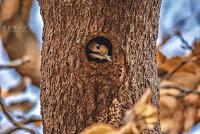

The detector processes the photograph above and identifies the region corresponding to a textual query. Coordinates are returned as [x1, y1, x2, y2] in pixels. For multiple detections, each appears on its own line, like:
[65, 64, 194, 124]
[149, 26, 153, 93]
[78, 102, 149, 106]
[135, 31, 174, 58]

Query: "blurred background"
[0, 0, 200, 133]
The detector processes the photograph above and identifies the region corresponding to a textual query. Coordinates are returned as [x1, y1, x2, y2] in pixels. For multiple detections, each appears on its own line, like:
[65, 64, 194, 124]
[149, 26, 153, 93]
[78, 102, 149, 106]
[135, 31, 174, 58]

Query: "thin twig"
[0, 56, 30, 69]
[160, 59, 187, 81]
[0, 87, 36, 134]
[160, 56, 200, 81]
[175, 31, 192, 50]
[160, 84, 200, 98]
[157, 34, 172, 48]
[2, 116, 42, 134]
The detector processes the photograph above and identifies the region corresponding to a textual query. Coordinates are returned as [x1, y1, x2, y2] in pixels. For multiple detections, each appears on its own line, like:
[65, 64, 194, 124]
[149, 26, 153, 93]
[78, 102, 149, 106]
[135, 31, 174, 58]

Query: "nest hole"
[85, 36, 112, 63]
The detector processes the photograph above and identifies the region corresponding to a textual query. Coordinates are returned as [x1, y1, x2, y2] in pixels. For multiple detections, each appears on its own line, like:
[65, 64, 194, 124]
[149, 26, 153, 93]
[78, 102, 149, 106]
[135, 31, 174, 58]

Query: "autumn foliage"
[0, 0, 42, 133]
[80, 41, 200, 134]
[158, 40, 200, 133]
[0, 0, 200, 134]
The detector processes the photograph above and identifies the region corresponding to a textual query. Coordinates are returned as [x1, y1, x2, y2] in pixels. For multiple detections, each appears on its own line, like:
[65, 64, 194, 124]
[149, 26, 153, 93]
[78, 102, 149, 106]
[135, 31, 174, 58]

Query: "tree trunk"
[40, 0, 161, 134]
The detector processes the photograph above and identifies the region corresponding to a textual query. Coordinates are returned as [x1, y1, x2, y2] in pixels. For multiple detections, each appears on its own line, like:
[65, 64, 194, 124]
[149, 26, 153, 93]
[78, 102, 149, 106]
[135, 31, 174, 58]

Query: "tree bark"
[40, 0, 161, 134]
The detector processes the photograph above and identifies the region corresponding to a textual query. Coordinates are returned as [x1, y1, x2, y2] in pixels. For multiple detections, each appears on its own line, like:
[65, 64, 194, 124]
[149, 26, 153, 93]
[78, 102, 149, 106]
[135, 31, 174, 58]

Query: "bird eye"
[85, 36, 112, 63]
[96, 45, 100, 49]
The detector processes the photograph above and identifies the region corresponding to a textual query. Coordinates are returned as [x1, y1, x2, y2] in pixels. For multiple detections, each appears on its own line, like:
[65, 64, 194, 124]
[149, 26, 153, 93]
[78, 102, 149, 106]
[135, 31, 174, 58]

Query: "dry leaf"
[80, 123, 119, 134]
[3, 77, 31, 97]
[0, 0, 20, 22]
[156, 50, 166, 66]
[8, 100, 35, 113]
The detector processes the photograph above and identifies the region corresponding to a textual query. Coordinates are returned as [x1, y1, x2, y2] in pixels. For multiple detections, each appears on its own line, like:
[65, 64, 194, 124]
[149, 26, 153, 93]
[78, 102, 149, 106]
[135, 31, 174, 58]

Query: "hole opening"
[85, 36, 112, 63]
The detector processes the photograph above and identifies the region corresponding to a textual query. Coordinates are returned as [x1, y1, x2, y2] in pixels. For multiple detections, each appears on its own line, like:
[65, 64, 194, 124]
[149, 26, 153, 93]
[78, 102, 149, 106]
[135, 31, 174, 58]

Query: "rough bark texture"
[40, 0, 161, 134]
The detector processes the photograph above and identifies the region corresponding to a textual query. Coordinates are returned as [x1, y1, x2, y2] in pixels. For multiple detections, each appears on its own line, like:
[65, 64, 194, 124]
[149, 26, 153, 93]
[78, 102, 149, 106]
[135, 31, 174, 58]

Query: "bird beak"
[104, 54, 112, 62]
[89, 53, 112, 62]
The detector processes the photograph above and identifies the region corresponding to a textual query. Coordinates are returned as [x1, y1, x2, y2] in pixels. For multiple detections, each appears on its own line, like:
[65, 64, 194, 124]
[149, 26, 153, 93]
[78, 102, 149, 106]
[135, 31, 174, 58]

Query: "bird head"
[87, 42, 111, 62]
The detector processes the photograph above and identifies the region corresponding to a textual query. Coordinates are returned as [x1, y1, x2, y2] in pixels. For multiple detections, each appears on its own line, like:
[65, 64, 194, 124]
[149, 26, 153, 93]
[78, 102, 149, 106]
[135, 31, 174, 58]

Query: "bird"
[87, 41, 112, 62]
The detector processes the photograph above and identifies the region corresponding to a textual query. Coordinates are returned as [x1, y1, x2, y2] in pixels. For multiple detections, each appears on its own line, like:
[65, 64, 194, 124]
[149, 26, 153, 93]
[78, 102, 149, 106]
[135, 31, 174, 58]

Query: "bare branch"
[160, 83, 200, 98]
[160, 59, 187, 81]
[2, 116, 42, 134]
[0, 87, 36, 134]
[3, 77, 31, 97]
[175, 30, 192, 50]
[0, 56, 30, 69]
[160, 56, 200, 81]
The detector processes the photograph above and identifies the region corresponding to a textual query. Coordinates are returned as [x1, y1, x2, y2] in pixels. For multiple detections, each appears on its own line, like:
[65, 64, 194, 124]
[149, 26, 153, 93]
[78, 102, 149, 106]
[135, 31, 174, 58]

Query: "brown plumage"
[87, 42, 111, 61]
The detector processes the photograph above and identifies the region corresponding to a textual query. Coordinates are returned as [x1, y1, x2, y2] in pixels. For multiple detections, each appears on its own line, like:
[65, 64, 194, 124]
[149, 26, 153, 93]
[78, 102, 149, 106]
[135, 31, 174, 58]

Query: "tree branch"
[0, 87, 36, 134]
[2, 116, 42, 134]
[160, 56, 200, 81]
[160, 83, 200, 98]
[175, 30, 192, 50]
[0, 56, 30, 69]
